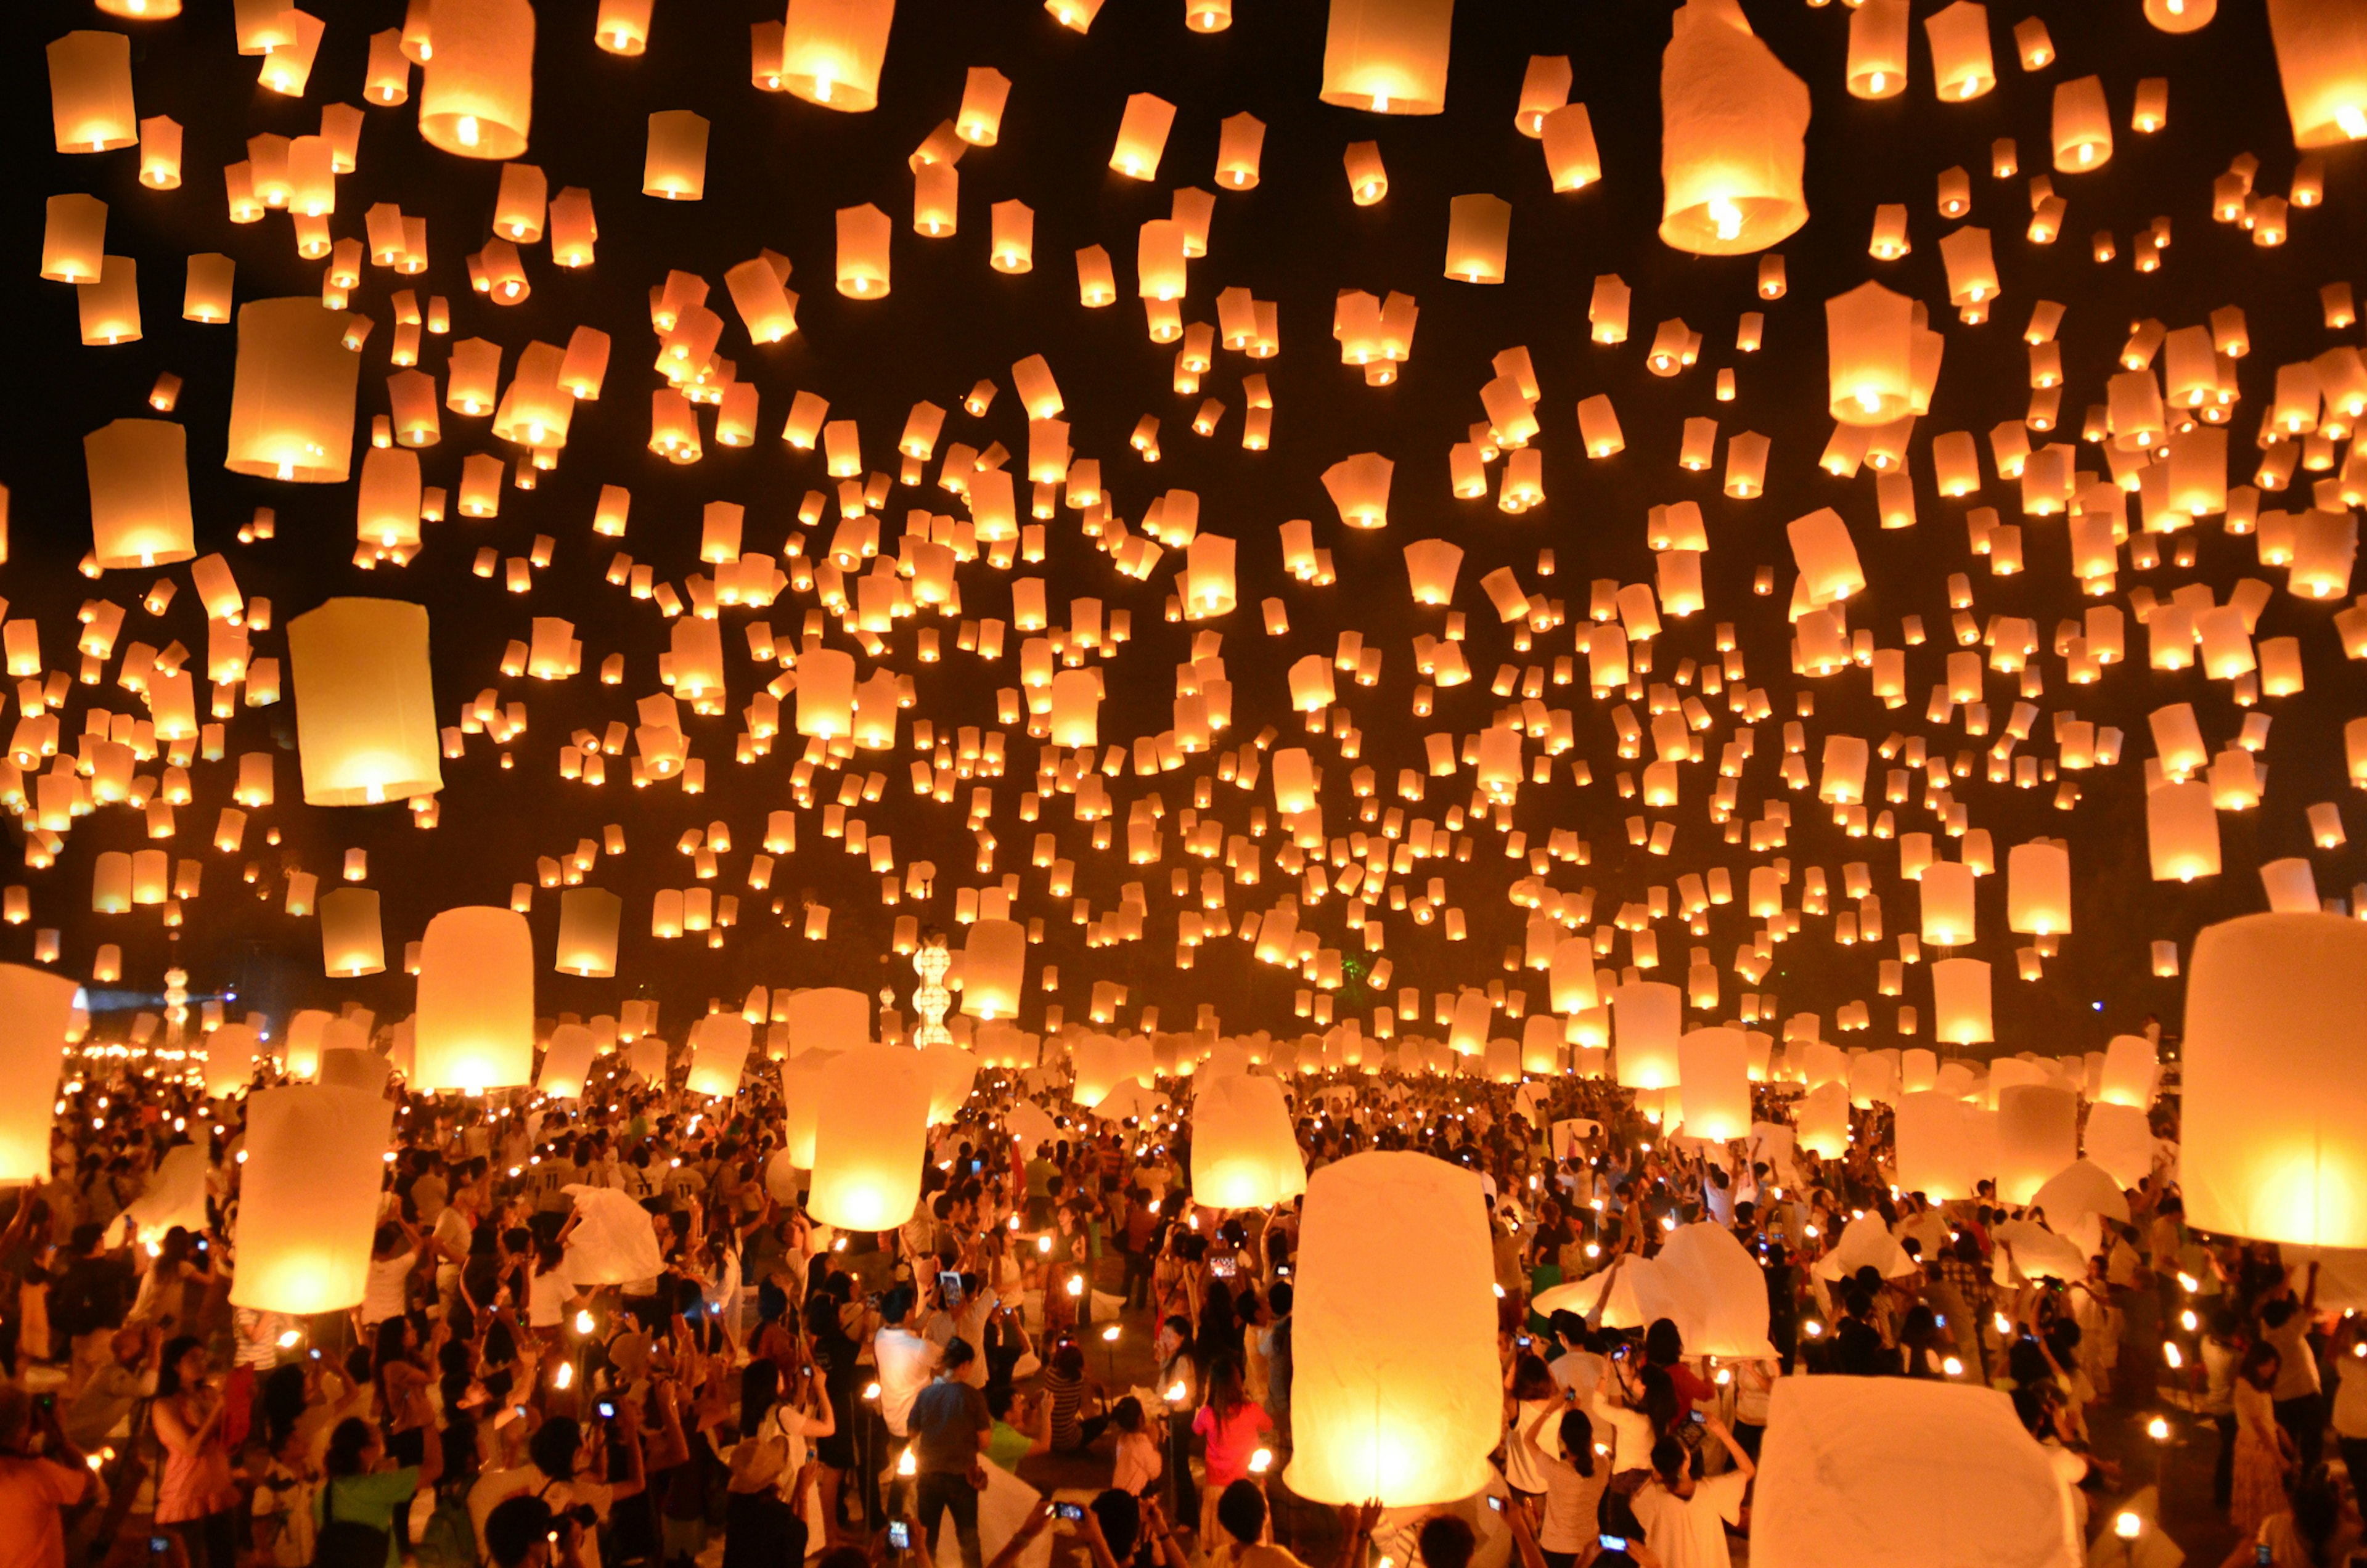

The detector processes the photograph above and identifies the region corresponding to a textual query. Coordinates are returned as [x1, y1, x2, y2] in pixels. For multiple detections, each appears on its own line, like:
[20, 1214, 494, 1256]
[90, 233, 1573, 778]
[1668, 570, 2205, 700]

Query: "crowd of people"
[0, 1048, 2353, 1568]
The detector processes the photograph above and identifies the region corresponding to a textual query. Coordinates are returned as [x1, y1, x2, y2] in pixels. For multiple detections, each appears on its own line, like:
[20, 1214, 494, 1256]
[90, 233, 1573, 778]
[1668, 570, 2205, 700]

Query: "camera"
[1209, 1255, 1237, 1281]
[1484, 1497, 1505, 1514]
[597, 1401, 617, 1420]
[1054, 1503, 1088, 1524]
[1515, 1335, 1531, 1349]
[887, 1522, 912, 1551]
[1598, 1537, 1627, 1553]
[939, 1271, 963, 1307]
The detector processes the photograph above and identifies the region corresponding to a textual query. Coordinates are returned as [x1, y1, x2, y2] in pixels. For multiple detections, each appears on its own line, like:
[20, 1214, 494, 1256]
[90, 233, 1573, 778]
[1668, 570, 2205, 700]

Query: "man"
[51, 1223, 136, 1398]
[906, 1339, 991, 1568]
[0, 1383, 97, 1568]
[1543, 1310, 1604, 1406]
[66, 1322, 158, 1454]
[1632, 1420, 1754, 1568]
[873, 1288, 942, 1445]
[482, 1494, 588, 1568]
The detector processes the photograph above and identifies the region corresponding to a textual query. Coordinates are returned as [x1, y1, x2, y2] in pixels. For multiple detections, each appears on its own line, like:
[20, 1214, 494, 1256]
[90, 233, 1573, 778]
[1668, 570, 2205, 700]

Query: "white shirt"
[1549, 1350, 1606, 1406]
[361, 1249, 416, 1326]
[873, 1326, 942, 1437]
[2333, 1349, 2367, 1438]
[1632, 1470, 1748, 1568]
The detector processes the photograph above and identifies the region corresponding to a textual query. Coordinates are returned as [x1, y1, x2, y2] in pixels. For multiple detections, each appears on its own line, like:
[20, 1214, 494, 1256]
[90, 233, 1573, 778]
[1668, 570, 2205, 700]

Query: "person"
[1631, 1416, 1753, 1568]
[361, 1223, 420, 1331]
[469, 1414, 632, 1568]
[2263, 1280, 2324, 1476]
[0, 1384, 96, 1568]
[1109, 1397, 1162, 1498]
[873, 1286, 942, 1448]
[2330, 1320, 2367, 1498]
[51, 1223, 134, 1398]
[724, 1362, 820, 1568]
[66, 1321, 157, 1454]
[2233, 1340, 2296, 1538]
[152, 1334, 242, 1568]
[315, 1402, 444, 1568]
[1503, 1352, 1562, 1503]
[1204, 1480, 1376, 1568]
[482, 1494, 589, 1568]
[1189, 1358, 1272, 1545]
[2204, 1306, 2245, 1512]
[1520, 1399, 1606, 1568]
[1545, 1312, 1606, 1407]
[1041, 1341, 1108, 1453]
[2217, 1463, 2358, 1568]
[250, 1421, 319, 1568]
[1261, 1281, 1293, 1443]
[907, 1338, 992, 1568]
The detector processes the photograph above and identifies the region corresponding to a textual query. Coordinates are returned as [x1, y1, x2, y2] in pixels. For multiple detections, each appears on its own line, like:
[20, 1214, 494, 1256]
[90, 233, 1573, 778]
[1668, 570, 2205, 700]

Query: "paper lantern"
[1895, 1090, 1979, 1199]
[2146, 780, 2220, 881]
[1109, 92, 1175, 179]
[203, 1024, 260, 1098]
[777, 1048, 840, 1167]
[1659, 0, 1810, 254]
[2097, 1036, 2157, 1108]
[84, 419, 195, 571]
[1924, 1, 1995, 99]
[1846, 0, 1909, 97]
[1918, 862, 1976, 947]
[419, 0, 534, 158]
[319, 887, 385, 978]
[2005, 841, 2069, 934]
[41, 194, 105, 284]
[0, 966, 76, 1181]
[288, 598, 443, 805]
[1613, 979, 1682, 1088]
[1047, 668, 1100, 747]
[807, 1043, 931, 1230]
[229, 1085, 395, 1314]
[414, 906, 533, 1093]
[1930, 958, 1992, 1045]
[1216, 111, 1264, 187]
[78, 255, 139, 345]
[1825, 282, 1920, 426]
[1285, 1151, 1498, 1506]
[49, 31, 136, 152]
[2186, 913, 2367, 1246]
[1444, 195, 1510, 283]
[2144, 0, 2213, 30]
[1795, 1079, 1850, 1158]
[836, 203, 891, 296]
[2052, 76, 2113, 170]
[962, 918, 1024, 1019]
[555, 887, 621, 977]
[1995, 1084, 2077, 1204]
[686, 1015, 753, 1097]
[780, 0, 893, 110]
[959, 66, 1010, 144]
[1191, 1072, 1306, 1208]
[1322, 452, 1394, 528]
[538, 1023, 596, 1096]
[1657, 1223, 1775, 1357]
[1319, 0, 1453, 115]
[642, 110, 708, 199]
[2270, 0, 2367, 146]
[283, 1012, 330, 1080]
[1753, 1380, 2082, 1568]
[225, 299, 360, 482]
[1677, 1027, 1750, 1141]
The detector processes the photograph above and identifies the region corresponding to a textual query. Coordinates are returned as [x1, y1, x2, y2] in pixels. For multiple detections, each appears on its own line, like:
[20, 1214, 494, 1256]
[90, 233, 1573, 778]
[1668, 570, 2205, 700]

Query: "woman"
[152, 1336, 244, 1568]
[133, 1227, 216, 1339]
[372, 1314, 437, 1472]
[2220, 1463, 2359, 1568]
[1520, 1399, 1606, 1568]
[2234, 1339, 2297, 1538]
[1188, 1355, 1272, 1545]
[1502, 1352, 1562, 1504]
[1042, 1341, 1108, 1453]
[1640, 1319, 1715, 1425]
[1109, 1397, 1162, 1498]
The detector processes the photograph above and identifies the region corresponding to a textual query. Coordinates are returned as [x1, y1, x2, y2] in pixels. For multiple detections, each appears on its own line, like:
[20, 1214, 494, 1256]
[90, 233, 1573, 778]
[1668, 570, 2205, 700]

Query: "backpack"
[311, 1477, 392, 1568]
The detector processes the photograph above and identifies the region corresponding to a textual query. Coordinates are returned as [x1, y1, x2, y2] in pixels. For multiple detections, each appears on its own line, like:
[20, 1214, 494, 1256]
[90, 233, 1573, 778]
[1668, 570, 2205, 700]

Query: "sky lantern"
[808, 1043, 932, 1230]
[2269, 0, 2367, 145]
[1192, 1072, 1307, 1208]
[1286, 1151, 1499, 1505]
[1319, 0, 1453, 115]
[962, 918, 1025, 1019]
[780, 0, 894, 111]
[1995, 1084, 2077, 1203]
[0, 966, 77, 1182]
[1678, 1027, 1750, 1140]
[538, 1023, 597, 1097]
[1923, 1, 1995, 100]
[318, 887, 385, 978]
[85, 419, 195, 570]
[686, 1015, 753, 1097]
[48, 31, 137, 152]
[288, 598, 443, 806]
[1825, 282, 1918, 425]
[1613, 979, 1682, 1088]
[1930, 958, 1992, 1046]
[419, 0, 535, 158]
[229, 1085, 395, 1313]
[225, 300, 359, 483]
[2186, 913, 2367, 1246]
[555, 887, 621, 976]
[1659, 0, 1810, 255]
[414, 906, 534, 1092]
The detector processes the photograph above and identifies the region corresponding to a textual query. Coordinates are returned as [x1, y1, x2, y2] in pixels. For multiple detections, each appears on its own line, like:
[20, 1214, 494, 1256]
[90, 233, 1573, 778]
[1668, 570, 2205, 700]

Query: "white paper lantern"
[1192, 1072, 1307, 1208]
[229, 1084, 396, 1313]
[413, 906, 534, 1092]
[0, 966, 78, 1182]
[538, 1022, 596, 1097]
[1995, 1084, 2078, 1204]
[1677, 1027, 1751, 1141]
[685, 1014, 753, 1098]
[807, 1043, 932, 1231]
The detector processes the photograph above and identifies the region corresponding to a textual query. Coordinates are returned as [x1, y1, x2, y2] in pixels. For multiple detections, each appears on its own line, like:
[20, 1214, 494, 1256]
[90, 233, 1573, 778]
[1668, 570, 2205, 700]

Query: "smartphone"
[887, 1522, 912, 1551]
[1598, 1537, 1627, 1553]
[1516, 1335, 1532, 1349]
[1209, 1255, 1237, 1280]
[2257, 1546, 2273, 1567]
[149, 1538, 170, 1557]
[1054, 1503, 1089, 1524]
[1485, 1496, 1506, 1514]
[309, 1349, 322, 1360]
[597, 1401, 617, 1420]
[970, 1159, 985, 1175]
[939, 1271, 964, 1307]
[1688, 1408, 1707, 1425]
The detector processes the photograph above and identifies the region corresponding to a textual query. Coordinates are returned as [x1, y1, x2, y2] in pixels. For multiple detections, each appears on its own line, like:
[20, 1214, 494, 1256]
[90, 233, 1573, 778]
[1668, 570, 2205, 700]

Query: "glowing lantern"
[781, 0, 893, 110]
[2185, 913, 2367, 1246]
[1846, 0, 1909, 98]
[642, 110, 708, 199]
[288, 598, 443, 805]
[538, 1024, 595, 1098]
[319, 887, 385, 978]
[48, 31, 136, 152]
[1895, 1090, 1979, 1199]
[0, 966, 75, 1180]
[1319, 0, 1453, 115]
[1678, 1027, 1750, 1141]
[2006, 841, 2069, 934]
[2146, 780, 2220, 881]
[1322, 453, 1393, 528]
[962, 918, 1024, 1019]
[836, 203, 891, 296]
[203, 1024, 260, 1098]
[1795, 1080, 1850, 1159]
[2097, 1036, 2157, 1108]
[1192, 1072, 1307, 1207]
[808, 1043, 932, 1230]
[2051, 76, 2113, 171]
[1788, 506, 1865, 603]
[1539, 103, 1601, 190]
[555, 888, 621, 977]
[1285, 1151, 1498, 1505]
[796, 647, 856, 737]
[1995, 1085, 2076, 1204]
[420, 0, 534, 158]
[225, 299, 360, 483]
[228, 1085, 395, 1313]
[1110, 93, 1176, 179]
[959, 67, 1010, 144]
[1444, 195, 1510, 283]
[1659, 0, 1810, 255]
[413, 907, 532, 1093]
[1826, 282, 1918, 425]
[41, 194, 105, 283]
[1929, 958, 1992, 1045]
[686, 1015, 753, 1098]
[1613, 979, 1682, 1089]
[85, 419, 195, 571]
[1924, 1, 1996, 100]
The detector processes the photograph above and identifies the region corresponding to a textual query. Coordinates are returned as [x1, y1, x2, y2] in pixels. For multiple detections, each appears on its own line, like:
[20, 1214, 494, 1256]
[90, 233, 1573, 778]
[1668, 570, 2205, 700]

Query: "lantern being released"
[1659, 0, 1810, 255]
[1192, 1072, 1308, 1208]
[229, 1085, 396, 1314]
[413, 907, 534, 1093]
[1285, 1151, 1501, 1506]
[2185, 913, 2367, 1247]
[807, 1044, 932, 1230]
[0, 966, 78, 1183]
[287, 598, 443, 806]
[1319, 0, 1453, 115]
